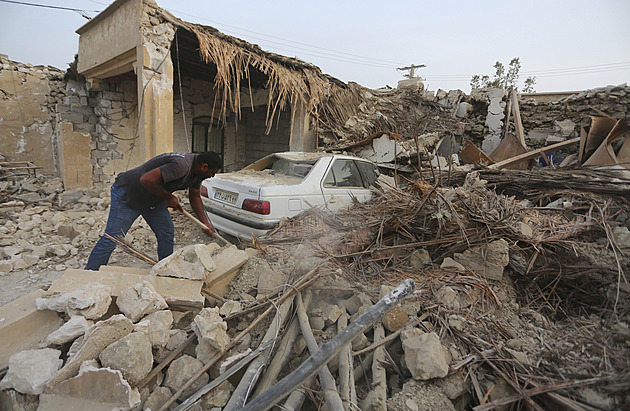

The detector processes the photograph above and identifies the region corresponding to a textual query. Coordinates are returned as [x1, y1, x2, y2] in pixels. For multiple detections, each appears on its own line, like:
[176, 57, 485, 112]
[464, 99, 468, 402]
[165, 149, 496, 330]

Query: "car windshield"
[263, 158, 314, 179]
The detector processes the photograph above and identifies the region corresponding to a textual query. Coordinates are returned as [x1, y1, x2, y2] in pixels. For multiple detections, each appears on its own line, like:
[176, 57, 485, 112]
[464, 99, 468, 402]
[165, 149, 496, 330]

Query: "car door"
[320, 158, 374, 211]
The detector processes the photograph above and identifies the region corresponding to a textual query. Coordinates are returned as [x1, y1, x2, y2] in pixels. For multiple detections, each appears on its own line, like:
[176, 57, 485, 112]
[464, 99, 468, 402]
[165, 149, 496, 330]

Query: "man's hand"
[202, 222, 216, 236]
[165, 194, 183, 212]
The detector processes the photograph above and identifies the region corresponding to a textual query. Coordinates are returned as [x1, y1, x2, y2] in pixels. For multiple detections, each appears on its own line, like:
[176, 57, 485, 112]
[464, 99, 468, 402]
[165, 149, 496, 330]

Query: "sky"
[0, 0, 629, 93]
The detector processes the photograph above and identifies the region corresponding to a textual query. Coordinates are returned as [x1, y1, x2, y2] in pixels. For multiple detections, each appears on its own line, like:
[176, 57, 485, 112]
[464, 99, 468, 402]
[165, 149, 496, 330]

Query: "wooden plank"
[459, 140, 494, 166]
[489, 133, 530, 170]
[46, 269, 204, 310]
[488, 137, 580, 170]
[0, 290, 64, 369]
[511, 92, 526, 147]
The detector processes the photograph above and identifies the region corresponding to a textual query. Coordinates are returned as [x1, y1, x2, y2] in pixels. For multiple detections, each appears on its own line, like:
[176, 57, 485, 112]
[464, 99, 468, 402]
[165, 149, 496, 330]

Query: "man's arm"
[139, 168, 182, 211]
[189, 186, 215, 235]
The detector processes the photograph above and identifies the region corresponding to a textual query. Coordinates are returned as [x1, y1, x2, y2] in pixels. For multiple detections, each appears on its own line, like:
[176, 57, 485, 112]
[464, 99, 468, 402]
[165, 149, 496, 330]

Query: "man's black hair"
[195, 151, 222, 169]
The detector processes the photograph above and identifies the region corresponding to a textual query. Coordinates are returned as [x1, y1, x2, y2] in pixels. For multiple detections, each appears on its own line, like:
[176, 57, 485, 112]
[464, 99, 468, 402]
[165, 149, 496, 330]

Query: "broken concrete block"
[150, 244, 216, 280]
[191, 307, 229, 351]
[142, 310, 173, 348]
[201, 380, 234, 409]
[435, 286, 460, 311]
[44, 315, 92, 346]
[205, 245, 249, 286]
[219, 300, 242, 317]
[143, 386, 172, 411]
[453, 239, 509, 280]
[99, 332, 153, 386]
[46, 268, 204, 310]
[156, 329, 188, 362]
[352, 333, 369, 351]
[0, 348, 63, 395]
[322, 304, 343, 327]
[344, 292, 372, 316]
[38, 366, 141, 410]
[410, 248, 431, 268]
[116, 280, 168, 322]
[196, 338, 220, 364]
[402, 330, 450, 380]
[441, 257, 466, 271]
[36, 282, 112, 320]
[0, 389, 39, 411]
[0, 289, 64, 370]
[48, 314, 134, 387]
[164, 355, 209, 398]
[515, 222, 533, 239]
[256, 266, 285, 298]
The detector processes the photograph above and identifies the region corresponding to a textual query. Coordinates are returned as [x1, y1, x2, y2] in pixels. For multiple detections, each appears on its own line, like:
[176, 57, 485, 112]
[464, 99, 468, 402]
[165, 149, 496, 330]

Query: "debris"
[38, 366, 141, 410]
[35, 282, 112, 320]
[0, 290, 63, 370]
[45, 268, 205, 310]
[98, 332, 153, 386]
[47, 314, 134, 387]
[0, 348, 62, 395]
[150, 244, 216, 280]
[44, 315, 92, 346]
[116, 280, 168, 322]
[401, 330, 450, 380]
[163, 355, 209, 399]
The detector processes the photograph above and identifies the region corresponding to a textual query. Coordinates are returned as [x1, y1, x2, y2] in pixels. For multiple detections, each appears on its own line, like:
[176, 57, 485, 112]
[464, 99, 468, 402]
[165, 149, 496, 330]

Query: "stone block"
[48, 314, 134, 387]
[453, 239, 509, 280]
[116, 280, 168, 322]
[44, 315, 92, 346]
[204, 245, 249, 287]
[0, 389, 39, 411]
[164, 355, 209, 398]
[0, 348, 62, 394]
[99, 332, 153, 386]
[38, 366, 141, 410]
[36, 282, 112, 320]
[0, 290, 64, 370]
[191, 307, 229, 351]
[141, 310, 173, 348]
[409, 248, 431, 268]
[150, 244, 217, 280]
[143, 386, 172, 411]
[45, 268, 204, 310]
[402, 330, 449, 380]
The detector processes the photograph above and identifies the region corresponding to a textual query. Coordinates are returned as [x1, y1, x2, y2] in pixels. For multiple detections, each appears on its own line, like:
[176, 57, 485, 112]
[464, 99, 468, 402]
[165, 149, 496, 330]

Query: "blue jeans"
[85, 182, 174, 270]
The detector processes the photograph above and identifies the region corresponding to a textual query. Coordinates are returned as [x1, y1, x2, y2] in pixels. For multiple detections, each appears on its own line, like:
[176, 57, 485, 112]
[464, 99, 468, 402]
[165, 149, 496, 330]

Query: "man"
[85, 151, 222, 271]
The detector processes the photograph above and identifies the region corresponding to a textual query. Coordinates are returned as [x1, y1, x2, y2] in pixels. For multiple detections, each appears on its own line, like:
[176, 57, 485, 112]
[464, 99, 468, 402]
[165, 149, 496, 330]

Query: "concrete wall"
[0, 55, 66, 175]
[76, 0, 141, 78]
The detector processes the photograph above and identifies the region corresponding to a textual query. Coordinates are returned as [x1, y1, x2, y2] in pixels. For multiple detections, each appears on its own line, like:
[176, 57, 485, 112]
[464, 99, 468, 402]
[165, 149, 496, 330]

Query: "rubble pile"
[1, 163, 630, 409]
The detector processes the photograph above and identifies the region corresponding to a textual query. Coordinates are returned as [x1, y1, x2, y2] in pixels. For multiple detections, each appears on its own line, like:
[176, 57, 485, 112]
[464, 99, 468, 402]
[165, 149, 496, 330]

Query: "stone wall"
[0, 55, 66, 174]
[457, 84, 630, 152]
[57, 78, 139, 187]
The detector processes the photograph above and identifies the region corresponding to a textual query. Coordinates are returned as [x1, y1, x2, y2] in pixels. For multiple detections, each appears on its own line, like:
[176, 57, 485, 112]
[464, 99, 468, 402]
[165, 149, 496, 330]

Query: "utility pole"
[397, 64, 426, 78]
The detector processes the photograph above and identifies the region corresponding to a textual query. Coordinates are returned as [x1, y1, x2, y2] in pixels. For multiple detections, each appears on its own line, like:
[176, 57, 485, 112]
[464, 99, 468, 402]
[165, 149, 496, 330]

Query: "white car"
[200, 152, 381, 240]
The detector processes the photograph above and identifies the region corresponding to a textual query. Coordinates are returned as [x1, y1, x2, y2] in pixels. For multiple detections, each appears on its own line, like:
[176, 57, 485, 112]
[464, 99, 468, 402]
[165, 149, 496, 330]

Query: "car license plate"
[214, 189, 238, 204]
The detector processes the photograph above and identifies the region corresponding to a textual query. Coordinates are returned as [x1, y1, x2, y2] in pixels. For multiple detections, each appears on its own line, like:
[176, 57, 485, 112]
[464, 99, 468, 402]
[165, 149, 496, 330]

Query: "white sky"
[1, 0, 629, 93]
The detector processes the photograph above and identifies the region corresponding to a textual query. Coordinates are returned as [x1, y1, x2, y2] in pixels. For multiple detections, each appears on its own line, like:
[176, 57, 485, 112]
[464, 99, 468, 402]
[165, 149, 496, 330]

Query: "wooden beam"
[488, 137, 580, 170]
[511, 91, 526, 148]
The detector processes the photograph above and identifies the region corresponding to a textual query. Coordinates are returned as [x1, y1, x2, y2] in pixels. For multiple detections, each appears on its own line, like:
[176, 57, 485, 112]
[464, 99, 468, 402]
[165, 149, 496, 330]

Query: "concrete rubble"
[1, 82, 629, 410]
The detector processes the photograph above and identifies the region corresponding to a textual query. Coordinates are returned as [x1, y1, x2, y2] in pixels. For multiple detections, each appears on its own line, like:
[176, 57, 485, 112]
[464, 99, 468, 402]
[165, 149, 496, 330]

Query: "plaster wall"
[0, 56, 65, 175]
